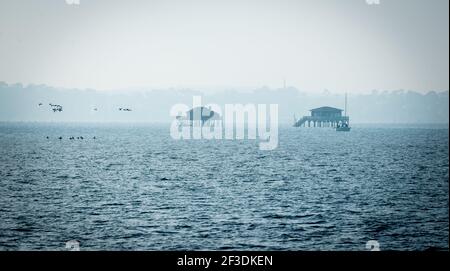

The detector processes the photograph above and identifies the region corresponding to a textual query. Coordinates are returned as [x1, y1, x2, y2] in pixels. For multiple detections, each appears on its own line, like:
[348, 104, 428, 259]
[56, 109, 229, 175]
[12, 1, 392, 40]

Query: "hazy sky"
[0, 0, 448, 92]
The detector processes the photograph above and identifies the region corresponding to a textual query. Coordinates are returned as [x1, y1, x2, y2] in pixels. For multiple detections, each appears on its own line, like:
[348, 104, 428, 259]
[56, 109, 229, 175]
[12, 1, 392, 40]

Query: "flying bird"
[50, 104, 63, 112]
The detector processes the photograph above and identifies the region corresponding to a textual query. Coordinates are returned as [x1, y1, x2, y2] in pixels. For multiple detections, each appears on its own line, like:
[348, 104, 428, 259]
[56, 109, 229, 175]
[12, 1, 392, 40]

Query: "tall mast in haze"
[344, 92, 348, 117]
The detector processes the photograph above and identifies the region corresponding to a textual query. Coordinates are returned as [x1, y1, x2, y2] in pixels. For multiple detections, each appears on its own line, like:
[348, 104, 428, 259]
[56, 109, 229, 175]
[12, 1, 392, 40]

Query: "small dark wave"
[237, 243, 268, 249]
[11, 228, 34, 232]
[56, 175, 69, 179]
[218, 245, 238, 250]
[105, 163, 124, 169]
[368, 223, 390, 233]
[102, 202, 125, 207]
[246, 223, 257, 230]
[174, 224, 192, 229]
[153, 230, 178, 235]
[123, 233, 146, 239]
[262, 213, 315, 220]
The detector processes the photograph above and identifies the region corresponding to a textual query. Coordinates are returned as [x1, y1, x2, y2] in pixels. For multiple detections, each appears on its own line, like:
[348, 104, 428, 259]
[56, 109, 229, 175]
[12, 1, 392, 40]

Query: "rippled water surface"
[0, 123, 448, 250]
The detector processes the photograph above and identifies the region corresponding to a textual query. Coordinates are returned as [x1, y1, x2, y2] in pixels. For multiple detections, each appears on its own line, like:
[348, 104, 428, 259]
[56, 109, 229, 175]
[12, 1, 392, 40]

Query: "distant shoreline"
[0, 121, 448, 129]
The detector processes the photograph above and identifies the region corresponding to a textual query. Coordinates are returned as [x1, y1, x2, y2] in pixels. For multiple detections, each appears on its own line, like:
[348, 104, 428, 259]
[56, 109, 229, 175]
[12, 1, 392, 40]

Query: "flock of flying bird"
[39, 102, 132, 140]
[46, 136, 96, 140]
[38, 102, 132, 113]
[38, 103, 63, 112]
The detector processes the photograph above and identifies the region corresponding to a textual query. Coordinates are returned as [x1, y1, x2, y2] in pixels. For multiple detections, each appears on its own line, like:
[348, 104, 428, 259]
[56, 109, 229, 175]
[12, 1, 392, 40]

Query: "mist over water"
[0, 83, 448, 124]
[0, 123, 447, 250]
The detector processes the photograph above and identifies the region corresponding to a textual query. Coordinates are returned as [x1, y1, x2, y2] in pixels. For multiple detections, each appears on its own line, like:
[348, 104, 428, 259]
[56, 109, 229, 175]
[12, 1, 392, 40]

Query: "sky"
[0, 0, 448, 93]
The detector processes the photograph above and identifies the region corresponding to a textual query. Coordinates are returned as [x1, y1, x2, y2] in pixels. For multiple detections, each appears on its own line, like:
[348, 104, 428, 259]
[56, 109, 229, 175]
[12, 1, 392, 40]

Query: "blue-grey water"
[0, 123, 448, 251]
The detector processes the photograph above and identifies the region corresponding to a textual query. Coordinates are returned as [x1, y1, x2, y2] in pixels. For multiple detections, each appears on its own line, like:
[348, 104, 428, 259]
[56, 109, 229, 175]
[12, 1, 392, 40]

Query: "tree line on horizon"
[0, 82, 448, 124]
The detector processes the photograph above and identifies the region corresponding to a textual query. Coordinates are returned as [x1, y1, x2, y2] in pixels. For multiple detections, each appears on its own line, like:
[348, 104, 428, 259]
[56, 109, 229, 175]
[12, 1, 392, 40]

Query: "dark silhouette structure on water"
[294, 106, 349, 128]
[176, 106, 221, 126]
[294, 93, 351, 130]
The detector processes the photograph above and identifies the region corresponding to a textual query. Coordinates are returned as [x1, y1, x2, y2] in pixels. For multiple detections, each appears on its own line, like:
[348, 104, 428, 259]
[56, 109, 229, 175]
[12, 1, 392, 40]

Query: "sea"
[0, 122, 448, 251]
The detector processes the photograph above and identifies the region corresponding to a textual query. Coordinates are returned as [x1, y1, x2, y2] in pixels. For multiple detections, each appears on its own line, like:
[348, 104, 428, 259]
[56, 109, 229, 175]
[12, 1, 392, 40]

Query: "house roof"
[310, 106, 343, 112]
